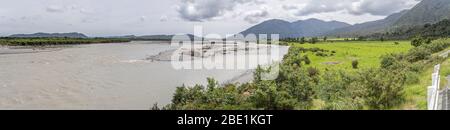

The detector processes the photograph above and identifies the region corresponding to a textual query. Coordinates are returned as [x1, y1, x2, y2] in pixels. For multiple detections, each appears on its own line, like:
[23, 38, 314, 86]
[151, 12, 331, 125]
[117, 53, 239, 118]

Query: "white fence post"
[428, 64, 441, 110]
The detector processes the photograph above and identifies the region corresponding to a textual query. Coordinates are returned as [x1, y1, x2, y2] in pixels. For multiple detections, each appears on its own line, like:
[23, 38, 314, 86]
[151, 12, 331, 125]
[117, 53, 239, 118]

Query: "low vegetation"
[161, 38, 449, 110]
[289, 40, 413, 70]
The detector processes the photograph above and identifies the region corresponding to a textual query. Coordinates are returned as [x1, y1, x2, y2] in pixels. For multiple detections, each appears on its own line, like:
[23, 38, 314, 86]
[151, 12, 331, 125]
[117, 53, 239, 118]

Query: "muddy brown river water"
[0, 41, 288, 109]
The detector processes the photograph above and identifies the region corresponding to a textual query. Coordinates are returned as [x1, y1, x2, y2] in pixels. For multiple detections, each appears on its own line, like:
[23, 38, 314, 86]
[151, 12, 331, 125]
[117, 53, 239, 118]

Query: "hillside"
[394, 0, 450, 27]
[329, 0, 450, 37]
[327, 10, 408, 37]
[240, 19, 350, 38]
[367, 19, 450, 39]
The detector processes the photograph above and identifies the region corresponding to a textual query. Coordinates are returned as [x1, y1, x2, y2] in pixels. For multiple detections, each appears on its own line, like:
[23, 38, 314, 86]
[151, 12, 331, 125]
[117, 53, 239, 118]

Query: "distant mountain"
[394, 0, 450, 27]
[327, 10, 408, 37]
[9, 32, 88, 38]
[240, 18, 350, 38]
[328, 0, 450, 37]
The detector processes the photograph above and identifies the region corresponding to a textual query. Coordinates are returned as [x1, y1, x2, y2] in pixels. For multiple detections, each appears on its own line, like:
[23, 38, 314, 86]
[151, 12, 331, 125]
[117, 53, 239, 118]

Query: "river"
[0, 41, 288, 109]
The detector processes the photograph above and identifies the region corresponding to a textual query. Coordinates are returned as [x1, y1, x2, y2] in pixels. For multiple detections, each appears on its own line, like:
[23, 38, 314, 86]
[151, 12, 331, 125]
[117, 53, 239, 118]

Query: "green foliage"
[300, 37, 306, 44]
[303, 55, 311, 65]
[411, 36, 432, 47]
[307, 67, 319, 77]
[316, 70, 365, 110]
[368, 19, 450, 40]
[358, 69, 406, 109]
[167, 38, 449, 110]
[352, 60, 359, 69]
[407, 46, 432, 62]
[310, 37, 319, 44]
[250, 81, 297, 110]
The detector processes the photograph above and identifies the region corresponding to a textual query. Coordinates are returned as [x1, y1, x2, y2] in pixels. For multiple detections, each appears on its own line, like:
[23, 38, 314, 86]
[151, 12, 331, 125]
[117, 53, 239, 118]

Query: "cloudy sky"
[0, 0, 421, 37]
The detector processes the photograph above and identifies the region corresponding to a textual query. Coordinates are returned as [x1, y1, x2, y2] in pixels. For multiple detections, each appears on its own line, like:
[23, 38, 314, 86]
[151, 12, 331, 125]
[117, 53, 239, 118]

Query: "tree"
[411, 36, 432, 47]
[310, 37, 319, 44]
[323, 36, 327, 42]
[300, 37, 306, 44]
[357, 36, 366, 41]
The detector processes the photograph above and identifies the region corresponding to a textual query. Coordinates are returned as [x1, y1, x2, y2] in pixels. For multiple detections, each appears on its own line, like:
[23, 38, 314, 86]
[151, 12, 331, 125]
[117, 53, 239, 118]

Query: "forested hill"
[366, 19, 450, 40]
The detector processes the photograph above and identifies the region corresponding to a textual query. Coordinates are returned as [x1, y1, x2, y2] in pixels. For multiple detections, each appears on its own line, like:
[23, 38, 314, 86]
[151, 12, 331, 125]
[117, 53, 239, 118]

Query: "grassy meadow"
[287, 40, 413, 70]
[286, 40, 449, 110]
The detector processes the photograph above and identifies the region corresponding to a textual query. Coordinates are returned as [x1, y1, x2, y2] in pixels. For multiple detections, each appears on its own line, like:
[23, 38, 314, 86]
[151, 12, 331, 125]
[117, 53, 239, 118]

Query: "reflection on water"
[0, 41, 288, 109]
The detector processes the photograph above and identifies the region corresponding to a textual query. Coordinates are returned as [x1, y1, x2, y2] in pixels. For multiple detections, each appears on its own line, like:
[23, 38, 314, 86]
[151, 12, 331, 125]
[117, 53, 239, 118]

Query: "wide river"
[0, 41, 288, 109]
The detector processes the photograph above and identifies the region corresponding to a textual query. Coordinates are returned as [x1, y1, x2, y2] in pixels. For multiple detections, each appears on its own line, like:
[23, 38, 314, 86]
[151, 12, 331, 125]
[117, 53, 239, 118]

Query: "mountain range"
[240, 18, 350, 38]
[9, 32, 88, 38]
[241, 0, 450, 38]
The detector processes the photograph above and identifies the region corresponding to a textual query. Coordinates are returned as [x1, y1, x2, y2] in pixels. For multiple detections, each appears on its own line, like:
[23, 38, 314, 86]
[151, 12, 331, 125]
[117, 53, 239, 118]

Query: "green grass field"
[288, 40, 413, 70]
[286, 40, 449, 110]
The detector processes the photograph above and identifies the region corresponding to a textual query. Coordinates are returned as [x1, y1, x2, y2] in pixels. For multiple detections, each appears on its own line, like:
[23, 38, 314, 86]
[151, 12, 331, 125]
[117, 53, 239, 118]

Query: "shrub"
[411, 36, 433, 47]
[405, 71, 420, 85]
[359, 69, 406, 109]
[316, 52, 327, 57]
[380, 54, 398, 69]
[352, 60, 359, 69]
[307, 67, 319, 77]
[394, 42, 399, 45]
[303, 55, 311, 65]
[407, 47, 431, 62]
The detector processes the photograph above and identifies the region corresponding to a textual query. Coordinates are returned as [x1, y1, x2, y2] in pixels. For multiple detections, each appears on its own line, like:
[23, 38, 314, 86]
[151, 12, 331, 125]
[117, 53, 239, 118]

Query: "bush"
[316, 52, 328, 57]
[303, 55, 311, 65]
[307, 67, 320, 77]
[405, 71, 420, 85]
[359, 69, 406, 109]
[394, 42, 399, 45]
[407, 47, 431, 62]
[411, 36, 432, 47]
[352, 60, 359, 69]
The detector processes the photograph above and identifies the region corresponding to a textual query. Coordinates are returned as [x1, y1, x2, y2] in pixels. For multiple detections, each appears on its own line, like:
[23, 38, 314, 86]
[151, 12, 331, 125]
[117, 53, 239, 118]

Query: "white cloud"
[176, 0, 260, 21]
[286, 0, 420, 16]
[160, 15, 169, 22]
[140, 16, 147, 22]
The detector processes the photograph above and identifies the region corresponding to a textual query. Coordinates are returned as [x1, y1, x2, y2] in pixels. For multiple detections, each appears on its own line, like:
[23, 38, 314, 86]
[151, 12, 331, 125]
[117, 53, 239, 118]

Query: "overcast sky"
[0, 0, 421, 37]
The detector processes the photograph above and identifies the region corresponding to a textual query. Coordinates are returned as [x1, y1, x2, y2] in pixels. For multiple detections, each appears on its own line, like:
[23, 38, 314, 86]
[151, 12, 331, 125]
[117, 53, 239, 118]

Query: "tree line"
[0, 37, 131, 46]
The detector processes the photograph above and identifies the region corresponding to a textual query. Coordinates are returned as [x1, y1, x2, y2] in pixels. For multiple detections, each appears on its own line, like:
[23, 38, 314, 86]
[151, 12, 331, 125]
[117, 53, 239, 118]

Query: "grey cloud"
[176, 0, 259, 21]
[243, 9, 269, 23]
[291, 0, 420, 16]
[352, 0, 421, 15]
[282, 5, 299, 10]
[46, 5, 65, 13]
